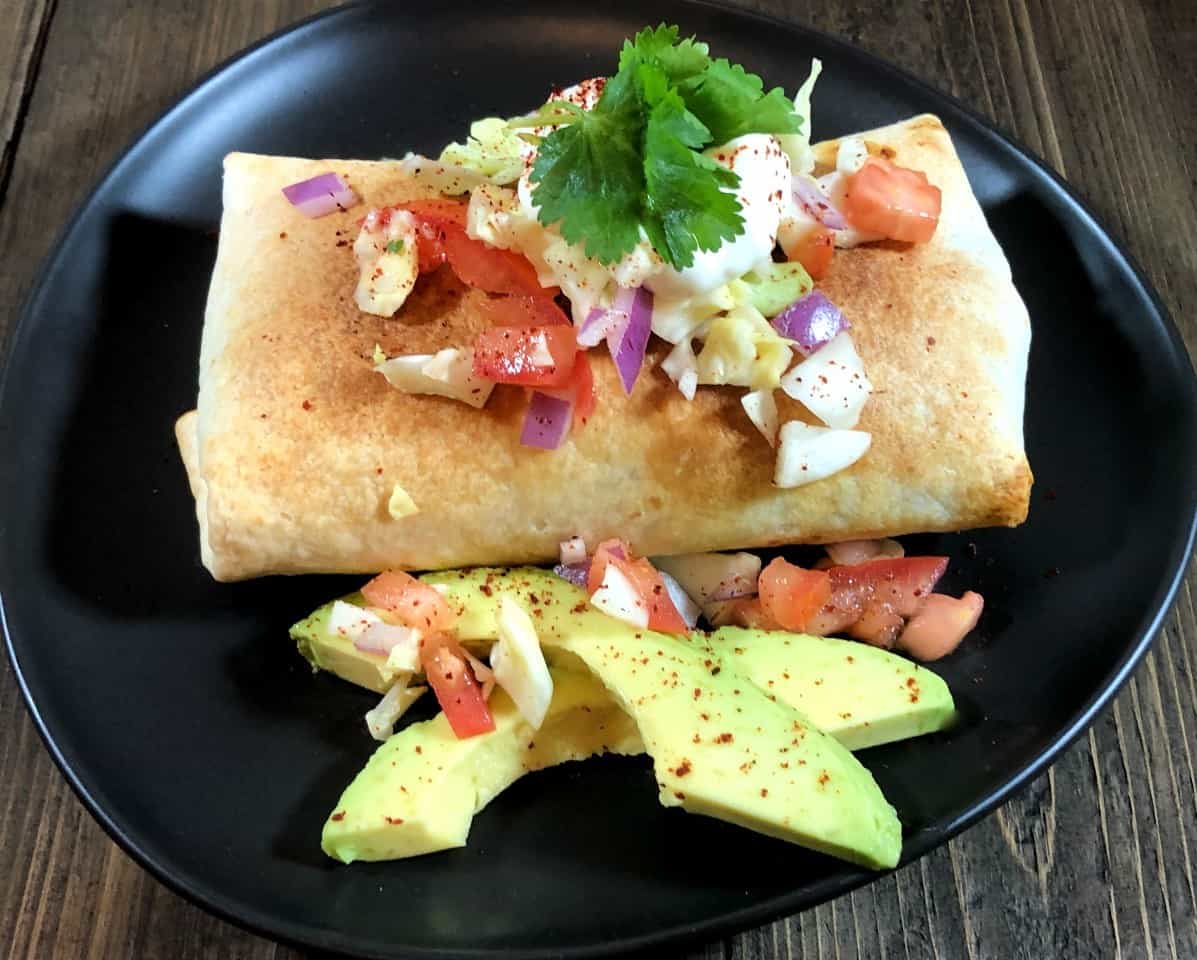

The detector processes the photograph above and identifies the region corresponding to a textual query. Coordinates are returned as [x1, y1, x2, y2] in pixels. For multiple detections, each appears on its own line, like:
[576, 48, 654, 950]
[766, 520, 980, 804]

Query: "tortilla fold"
[177, 115, 1031, 581]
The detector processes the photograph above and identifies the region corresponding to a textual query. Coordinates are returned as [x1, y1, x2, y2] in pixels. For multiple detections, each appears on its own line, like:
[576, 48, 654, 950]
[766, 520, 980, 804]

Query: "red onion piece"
[792, 175, 847, 230]
[772, 290, 849, 355]
[281, 172, 358, 218]
[520, 391, 574, 449]
[553, 562, 590, 588]
[607, 286, 653, 394]
[578, 306, 629, 349]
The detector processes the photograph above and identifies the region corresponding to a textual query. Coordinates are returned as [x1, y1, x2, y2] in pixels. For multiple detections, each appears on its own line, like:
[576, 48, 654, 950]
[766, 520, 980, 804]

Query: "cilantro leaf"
[677, 58, 801, 144]
[619, 23, 710, 84]
[640, 71, 743, 269]
[529, 67, 646, 264]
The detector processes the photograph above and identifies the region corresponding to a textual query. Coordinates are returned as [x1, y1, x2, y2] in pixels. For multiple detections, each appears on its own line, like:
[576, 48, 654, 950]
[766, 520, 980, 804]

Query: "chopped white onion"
[740, 389, 779, 447]
[661, 338, 699, 400]
[653, 552, 761, 604]
[367, 623, 420, 670]
[365, 674, 426, 741]
[779, 330, 872, 429]
[376, 347, 496, 409]
[326, 600, 382, 641]
[774, 421, 871, 488]
[491, 596, 555, 729]
[658, 571, 701, 628]
[559, 536, 588, 566]
[589, 563, 649, 629]
[836, 137, 870, 175]
[825, 538, 904, 565]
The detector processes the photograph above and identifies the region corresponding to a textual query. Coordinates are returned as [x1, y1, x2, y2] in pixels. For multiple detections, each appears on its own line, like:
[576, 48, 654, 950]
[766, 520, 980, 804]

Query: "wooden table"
[1, 1, 1194, 957]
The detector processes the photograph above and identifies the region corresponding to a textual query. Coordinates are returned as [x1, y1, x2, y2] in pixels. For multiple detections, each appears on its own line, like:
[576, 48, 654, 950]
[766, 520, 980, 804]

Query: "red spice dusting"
[674, 791, 686, 800]
[330, 811, 346, 822]
[279, 231, 287, 239]
[415, 746, 422, 754]
[674, 761, 692, 777]
[480, 584, 493, 596]
[384, 816, 404, 825]
[716, 732, 734, 744]
[302, 400, 312, 411]
[817, 771, 830, 786]
[693, 687, 703, 700]
[760, 788, 769, 798]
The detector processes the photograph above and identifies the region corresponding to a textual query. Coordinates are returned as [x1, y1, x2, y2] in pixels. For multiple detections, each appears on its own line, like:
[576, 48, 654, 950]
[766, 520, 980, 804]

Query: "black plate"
[2, 1, 1195, 957]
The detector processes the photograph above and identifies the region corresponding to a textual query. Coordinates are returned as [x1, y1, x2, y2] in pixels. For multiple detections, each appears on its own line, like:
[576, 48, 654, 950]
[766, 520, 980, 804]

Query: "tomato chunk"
[389, 201, 469, 273]
[441, 226, 550, 298]
[541, 350, 596, 426]
[478, 295, 570, 328]
[842, 157, 942, 244]
[758, 558, 832, 632]
[473, 325, 577, 387]
[806, 556, 947, 638]
[420, 632, 495, 738]
[709, 596, 781, 631]
[898, 592, 983, 661]
[586, 540, 688, 634]
[782, 224, 835, 280]
[361, 570, 456, 632]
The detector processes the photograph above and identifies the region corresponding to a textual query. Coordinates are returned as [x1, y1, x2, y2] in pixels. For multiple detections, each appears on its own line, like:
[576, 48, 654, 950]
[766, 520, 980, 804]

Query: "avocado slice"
[291, 591, 398, 694]
[708, 627, 956, 751]
[424, 567, 955, 750]
[426, 568, 901, 869]
[322, 667, 642, 863]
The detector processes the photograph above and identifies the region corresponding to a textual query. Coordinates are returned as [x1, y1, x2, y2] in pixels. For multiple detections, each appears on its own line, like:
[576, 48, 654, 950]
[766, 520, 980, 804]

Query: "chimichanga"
[176, 115, 1031, 581]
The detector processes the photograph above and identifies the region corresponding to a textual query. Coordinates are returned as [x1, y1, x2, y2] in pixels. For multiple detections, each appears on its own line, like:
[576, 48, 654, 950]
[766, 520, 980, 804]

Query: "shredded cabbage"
[778, 59, 823, 176]
[695, 303, 793, 390]
[439, 117, 527, 185]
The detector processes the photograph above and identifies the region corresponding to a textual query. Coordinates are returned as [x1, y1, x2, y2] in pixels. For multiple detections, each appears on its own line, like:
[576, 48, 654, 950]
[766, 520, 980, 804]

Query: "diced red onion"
[578, 306, 629, 349]
[521, 392, 574, 449]
[553, 562, 590, 588]
[281, 172, 359, 218]
[792, 175, 847, 230]
[607, 286, 653, 395]
[772, 290, 850, 355]
[559, 536, 587, 566]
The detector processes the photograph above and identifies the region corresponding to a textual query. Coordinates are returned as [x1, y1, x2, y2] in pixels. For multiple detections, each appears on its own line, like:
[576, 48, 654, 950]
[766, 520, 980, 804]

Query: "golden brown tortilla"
[177, 115, 1031, 581]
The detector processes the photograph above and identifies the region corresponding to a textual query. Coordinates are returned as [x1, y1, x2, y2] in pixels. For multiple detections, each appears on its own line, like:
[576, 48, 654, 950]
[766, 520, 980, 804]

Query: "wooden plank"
[0, 0, 1193, 958]
[0, 0, 55, 201]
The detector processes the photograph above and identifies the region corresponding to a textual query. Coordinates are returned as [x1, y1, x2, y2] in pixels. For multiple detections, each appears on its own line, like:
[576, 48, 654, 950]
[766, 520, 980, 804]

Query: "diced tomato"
[846, 602, 905, 649]
[586, 540, 688, 634]
[842, 157, 942, 244]
[805, 556, 948, 638]
[587, 539, 631, 595]
[441, 226, 551, 298]
[420, 632, 495, 738]
[396, 199, 469, 229]
[710, 596, 781, 631]
[782, 224, 835, 280]
[361, 570, 456, 632]
[478, 295, 570, 328]
[898, 592, 983, 661]
[541, 350, 596, 426]
[387, 201, 469, 273]
[473, 325, 577, 387]
[758, 558, 832, 632]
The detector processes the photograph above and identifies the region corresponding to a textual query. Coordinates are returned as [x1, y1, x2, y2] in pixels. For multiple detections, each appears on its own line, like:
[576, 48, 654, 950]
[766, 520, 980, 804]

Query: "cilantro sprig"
[527, 25, 802, 270]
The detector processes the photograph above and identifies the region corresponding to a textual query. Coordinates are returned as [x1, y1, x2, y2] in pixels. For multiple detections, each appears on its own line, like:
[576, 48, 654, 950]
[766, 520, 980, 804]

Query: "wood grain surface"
[0, 1, 1194, 958]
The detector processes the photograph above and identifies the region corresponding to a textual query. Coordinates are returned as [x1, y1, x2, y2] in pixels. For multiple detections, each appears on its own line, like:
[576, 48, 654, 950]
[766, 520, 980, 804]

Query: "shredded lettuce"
[439, 117, 527, 185]
[778, 58, 822, 175]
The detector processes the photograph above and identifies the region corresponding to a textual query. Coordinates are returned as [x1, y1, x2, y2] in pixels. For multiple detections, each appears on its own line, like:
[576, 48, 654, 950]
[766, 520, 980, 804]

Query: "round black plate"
[2, 1, 1194, 957]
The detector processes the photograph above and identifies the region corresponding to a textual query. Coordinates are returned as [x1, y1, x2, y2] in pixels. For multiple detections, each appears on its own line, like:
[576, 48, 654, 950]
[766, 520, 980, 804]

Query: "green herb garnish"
[527, 24, 802, 270]
[385, 239, 406, 254]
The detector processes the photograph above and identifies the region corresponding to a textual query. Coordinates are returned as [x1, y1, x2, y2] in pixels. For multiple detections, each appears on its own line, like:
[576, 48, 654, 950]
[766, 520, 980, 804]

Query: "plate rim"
[1, 0, 1195, 956]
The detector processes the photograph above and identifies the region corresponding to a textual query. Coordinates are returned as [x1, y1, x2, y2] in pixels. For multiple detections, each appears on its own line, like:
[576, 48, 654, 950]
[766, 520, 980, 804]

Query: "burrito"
[176, 113, 1031, 581]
